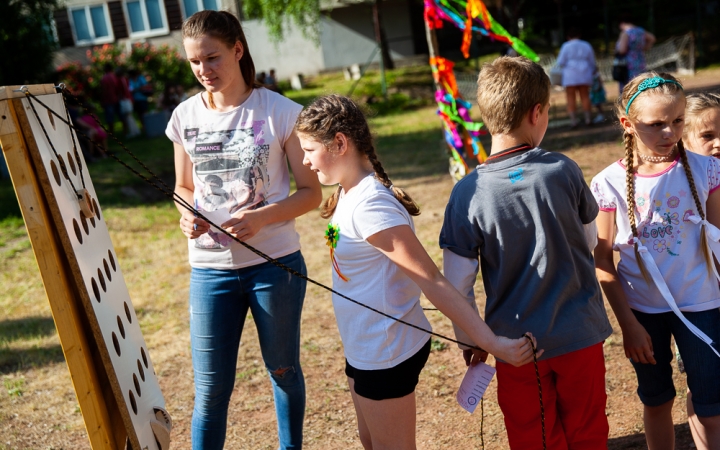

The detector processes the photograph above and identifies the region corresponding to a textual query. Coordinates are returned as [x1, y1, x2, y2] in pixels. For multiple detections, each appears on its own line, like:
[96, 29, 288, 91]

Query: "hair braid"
[623, 132, 651, 283]
[677, 140, 713, 274]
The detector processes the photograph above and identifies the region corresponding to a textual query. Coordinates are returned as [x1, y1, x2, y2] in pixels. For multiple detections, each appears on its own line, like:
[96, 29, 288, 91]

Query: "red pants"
[496, 342, 608, 450]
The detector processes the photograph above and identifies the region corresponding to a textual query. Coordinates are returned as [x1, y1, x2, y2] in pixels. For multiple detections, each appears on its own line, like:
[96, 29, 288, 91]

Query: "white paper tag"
[456, 362, 496, 413]
[201, 207, 232, 231]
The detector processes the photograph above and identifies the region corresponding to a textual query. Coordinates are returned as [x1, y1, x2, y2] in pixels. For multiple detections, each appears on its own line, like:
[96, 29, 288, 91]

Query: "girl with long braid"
[295, 94, 540, 450]
[592, 72, 720, 449]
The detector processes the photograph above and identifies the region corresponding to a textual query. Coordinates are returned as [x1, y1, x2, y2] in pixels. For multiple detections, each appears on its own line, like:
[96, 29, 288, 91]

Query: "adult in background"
[555, 28, 596, 127]
[615, 13, 656, 93]
[166, 9, 321, 450]
[99, 63, 121, 131]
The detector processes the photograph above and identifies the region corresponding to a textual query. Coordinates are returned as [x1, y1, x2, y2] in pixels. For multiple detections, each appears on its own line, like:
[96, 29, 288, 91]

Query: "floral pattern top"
[620, 26, 648, 79]
[591, 152, 720, 314]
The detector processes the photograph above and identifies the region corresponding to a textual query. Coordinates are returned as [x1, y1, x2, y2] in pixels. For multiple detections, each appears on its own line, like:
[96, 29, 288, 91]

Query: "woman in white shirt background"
[556, 27, 598, 128]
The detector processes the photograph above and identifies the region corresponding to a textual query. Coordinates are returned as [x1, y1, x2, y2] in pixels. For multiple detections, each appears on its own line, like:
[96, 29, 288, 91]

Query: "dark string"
[24, 89, 482, 351]
[24, 89, 546, 449]
[25, 93, 82, 199]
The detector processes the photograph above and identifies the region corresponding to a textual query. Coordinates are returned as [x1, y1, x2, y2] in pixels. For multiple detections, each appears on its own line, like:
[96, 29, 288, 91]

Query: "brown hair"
[685, 92, 720, 139]
[295, 94, 420, 219]
[182, 10, 262, 108]
[616, 72, 712, 279]
[476, 56, 550, 134]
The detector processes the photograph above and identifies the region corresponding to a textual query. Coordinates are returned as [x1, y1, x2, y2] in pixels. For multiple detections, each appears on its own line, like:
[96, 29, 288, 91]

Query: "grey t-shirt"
[440, 148, 611, 359]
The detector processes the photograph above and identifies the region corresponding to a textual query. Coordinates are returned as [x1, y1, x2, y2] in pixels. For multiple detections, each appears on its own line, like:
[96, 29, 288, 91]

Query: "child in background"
[590, 69, 607, 123]
[440, 56, 612, 449]
[77, 107, 108, 158]
[679, 90, 720, 449]
[592, 73, 720, 450]
[295, 94, 540, 450]
[685, 92, 720, 158]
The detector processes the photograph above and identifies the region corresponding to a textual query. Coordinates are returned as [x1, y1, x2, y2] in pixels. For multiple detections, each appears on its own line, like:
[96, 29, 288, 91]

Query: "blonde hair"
[476, 56, 550, 134]
[182, 10, 262, 109]
[295, 95, 420, 219]
[616, 72, 712, 280]
[684, 92, 720, 139]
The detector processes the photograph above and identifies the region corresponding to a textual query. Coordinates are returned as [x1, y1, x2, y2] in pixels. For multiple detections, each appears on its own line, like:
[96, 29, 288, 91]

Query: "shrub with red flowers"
[56, 42, 196, 100]
[56, 61, 92, 96]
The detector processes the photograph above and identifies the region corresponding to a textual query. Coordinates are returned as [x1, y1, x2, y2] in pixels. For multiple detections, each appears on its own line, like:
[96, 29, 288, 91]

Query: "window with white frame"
[124, 0, 169, 38]
[69, 4, 114, 45]
[181, 0, 221, 18]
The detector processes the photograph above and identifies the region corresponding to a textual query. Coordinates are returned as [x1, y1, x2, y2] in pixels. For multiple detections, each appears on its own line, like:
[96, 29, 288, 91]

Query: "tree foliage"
[242, 0, 322, 43]
[0, 0, 58, 86]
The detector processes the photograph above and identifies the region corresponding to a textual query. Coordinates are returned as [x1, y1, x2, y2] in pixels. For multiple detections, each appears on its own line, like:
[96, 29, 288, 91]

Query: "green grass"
[284, 65, 435, 115]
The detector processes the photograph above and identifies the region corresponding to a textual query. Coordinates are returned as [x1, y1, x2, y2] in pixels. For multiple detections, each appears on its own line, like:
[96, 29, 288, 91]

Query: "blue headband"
[625, 77, 684, 114]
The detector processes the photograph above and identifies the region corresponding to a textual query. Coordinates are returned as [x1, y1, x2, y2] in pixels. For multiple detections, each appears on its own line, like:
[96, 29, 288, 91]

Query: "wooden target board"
[0, 86, 170, 450]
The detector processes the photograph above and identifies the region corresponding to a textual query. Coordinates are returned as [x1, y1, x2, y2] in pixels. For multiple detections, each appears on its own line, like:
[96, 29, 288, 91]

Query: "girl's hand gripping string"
[490, 332, 543, 367]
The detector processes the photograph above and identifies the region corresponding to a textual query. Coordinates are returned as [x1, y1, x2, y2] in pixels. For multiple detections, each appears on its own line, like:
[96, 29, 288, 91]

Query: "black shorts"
[345, 338, 431, 401]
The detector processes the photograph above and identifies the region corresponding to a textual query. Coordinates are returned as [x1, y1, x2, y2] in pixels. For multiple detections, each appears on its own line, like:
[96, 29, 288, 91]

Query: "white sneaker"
[593, 114, 605, 124]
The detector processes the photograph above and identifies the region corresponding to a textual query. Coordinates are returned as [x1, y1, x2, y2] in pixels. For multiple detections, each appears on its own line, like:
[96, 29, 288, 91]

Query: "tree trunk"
[372, 0, 394, 70]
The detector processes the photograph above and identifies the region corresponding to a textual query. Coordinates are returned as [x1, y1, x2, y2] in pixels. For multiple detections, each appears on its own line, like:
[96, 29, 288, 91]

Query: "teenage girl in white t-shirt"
[167, 11, 321, 450]
[295, 94, 541, 449]
[592, 72, 720, 449]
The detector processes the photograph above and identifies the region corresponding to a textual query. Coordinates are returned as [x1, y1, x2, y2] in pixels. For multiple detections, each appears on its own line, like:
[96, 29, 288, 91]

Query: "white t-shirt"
[330, 175, 431, 370]
[591, 152, 720, 313]
[556, 39, 596, 87]
[166, 88, 303, 269]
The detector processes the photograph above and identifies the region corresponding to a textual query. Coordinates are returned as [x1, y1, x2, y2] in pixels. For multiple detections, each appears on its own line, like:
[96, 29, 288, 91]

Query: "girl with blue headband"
[592, 72, 720, 449]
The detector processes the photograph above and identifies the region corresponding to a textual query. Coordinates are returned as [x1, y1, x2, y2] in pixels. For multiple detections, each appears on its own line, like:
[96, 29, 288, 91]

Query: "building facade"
[53, 0, 427, 80]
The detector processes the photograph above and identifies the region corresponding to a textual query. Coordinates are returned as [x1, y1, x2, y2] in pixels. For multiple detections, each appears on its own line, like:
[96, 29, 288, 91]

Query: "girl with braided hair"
[296, 94, 540, 449]
[592, 72, 720, 449]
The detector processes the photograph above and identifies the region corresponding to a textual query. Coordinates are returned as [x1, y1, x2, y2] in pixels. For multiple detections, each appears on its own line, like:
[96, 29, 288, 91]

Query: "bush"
[56, 43, 197, 99]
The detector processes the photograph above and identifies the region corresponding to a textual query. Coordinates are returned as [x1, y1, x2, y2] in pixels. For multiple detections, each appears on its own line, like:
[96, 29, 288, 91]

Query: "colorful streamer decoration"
[423, 0, 538, 61]
[431, 57, 487, 162]
[325, 223, 349, 282]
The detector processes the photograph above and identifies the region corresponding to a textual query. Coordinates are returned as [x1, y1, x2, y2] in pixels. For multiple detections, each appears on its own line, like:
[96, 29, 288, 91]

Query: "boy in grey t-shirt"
[439, 57, 612, 449]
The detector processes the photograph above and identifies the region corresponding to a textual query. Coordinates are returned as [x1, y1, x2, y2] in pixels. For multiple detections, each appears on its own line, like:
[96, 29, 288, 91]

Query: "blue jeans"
[631, 308, 720, 417]
[189, 251, 307, 449]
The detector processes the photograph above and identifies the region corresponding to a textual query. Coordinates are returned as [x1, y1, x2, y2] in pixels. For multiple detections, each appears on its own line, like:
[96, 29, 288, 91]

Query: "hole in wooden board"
[141, 347, 148, 368]
[57, 154, 68, 178]
[137, 359, 145, 381]
[103, 259, 112, 281]
[50, 160, 61, 186]
[66, 152, 77, 175]
[80, 213, 89, 235]
[109, 250, 116, 271]
[72, 219, 82, 244]
[112, 332, 121, 356]
[89, 215, 96, 228]
[117, 315, 125, 339]
[92, 198, 101, 221]
[124, 301, 132, 324]
[91, 278, 101, 302]
[47, 108, 55, 129]
[133, 374, 142, 397]
[97, 268, 106, 292]
[129, 390, 138, 415]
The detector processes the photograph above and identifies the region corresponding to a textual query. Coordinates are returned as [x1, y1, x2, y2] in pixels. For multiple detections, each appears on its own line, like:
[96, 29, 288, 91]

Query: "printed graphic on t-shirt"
[184, 121, 271, 249]
[635, 191, 691, 257]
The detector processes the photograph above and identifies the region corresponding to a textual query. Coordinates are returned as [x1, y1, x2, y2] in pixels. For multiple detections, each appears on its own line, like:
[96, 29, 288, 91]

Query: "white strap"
[687, 215, 720, 284]
[632, 236, 720, 358]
